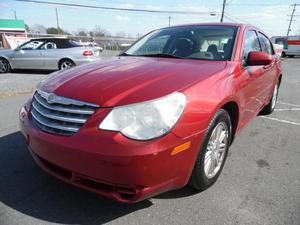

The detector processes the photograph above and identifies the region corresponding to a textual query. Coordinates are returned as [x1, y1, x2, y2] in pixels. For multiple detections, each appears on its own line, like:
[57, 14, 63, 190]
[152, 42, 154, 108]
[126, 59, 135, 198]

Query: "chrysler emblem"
[47, 93, 56, 104]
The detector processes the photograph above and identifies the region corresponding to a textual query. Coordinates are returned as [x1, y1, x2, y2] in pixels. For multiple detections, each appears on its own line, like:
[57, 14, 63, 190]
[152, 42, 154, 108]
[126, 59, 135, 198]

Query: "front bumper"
[19, 104, 204, 203]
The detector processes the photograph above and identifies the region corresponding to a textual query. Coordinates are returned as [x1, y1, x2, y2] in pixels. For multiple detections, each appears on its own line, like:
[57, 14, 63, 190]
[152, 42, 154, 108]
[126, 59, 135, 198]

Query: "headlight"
[99, 92, 186, 140]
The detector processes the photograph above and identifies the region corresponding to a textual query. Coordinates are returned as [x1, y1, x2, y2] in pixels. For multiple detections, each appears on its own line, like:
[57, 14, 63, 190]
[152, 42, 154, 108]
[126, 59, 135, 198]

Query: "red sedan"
[20, 23, 282, 203]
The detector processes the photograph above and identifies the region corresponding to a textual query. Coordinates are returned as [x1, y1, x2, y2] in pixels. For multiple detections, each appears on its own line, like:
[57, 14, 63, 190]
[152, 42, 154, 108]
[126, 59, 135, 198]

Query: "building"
[0, 19, 28, 48]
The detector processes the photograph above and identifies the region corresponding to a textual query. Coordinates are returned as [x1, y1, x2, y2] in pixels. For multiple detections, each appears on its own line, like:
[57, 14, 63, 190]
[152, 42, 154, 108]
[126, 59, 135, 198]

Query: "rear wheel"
[0, 58, 11, 73]
[281, 52, 286, 58]
[189, 109, 232, 191]
[59, 59, 75, 70]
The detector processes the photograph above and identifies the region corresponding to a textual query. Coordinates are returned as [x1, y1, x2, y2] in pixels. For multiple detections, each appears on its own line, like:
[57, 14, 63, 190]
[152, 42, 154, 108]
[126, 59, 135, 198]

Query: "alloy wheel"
[271, 83, 278, 110]
[0, 59, 8, 73]
[204, 122, 229, 179]
[60, 61, 74, 70]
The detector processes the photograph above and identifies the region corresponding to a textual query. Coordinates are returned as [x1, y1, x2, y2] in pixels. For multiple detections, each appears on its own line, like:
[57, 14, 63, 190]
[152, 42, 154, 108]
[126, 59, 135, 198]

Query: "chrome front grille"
[31, 90, 99, 136]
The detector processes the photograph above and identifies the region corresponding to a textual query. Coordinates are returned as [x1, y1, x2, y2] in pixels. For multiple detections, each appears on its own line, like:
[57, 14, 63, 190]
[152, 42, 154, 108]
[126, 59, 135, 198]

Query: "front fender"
[171, 71, 239, 139]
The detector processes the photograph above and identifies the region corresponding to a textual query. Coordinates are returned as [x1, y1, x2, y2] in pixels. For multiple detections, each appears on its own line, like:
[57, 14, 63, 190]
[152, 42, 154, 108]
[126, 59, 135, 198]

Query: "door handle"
[263, 65, 269, 69]
[263, 62, 274, 70]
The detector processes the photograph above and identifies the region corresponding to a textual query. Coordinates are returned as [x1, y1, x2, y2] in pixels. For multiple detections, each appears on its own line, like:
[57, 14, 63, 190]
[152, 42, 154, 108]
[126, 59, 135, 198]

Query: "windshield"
[124, 25, 238, 61]
[18, 40, 44, 50]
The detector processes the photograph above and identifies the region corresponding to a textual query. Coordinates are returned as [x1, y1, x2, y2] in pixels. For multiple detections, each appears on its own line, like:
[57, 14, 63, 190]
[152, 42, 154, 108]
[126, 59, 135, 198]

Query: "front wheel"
[0, 58, 11, 73]
[189, 109, 232, 191]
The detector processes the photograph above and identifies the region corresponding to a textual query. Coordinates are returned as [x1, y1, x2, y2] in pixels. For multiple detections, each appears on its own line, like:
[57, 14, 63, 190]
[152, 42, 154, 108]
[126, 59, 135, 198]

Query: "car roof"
[166, 22, 244, 29]
[162, 22, 264, 32]
[30, 37, 71, 42]
[159, 22, 267, 37]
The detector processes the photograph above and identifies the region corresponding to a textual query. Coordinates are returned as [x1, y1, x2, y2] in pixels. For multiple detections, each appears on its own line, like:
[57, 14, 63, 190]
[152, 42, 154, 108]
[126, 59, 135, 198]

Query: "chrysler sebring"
[19, 23, 282, 203]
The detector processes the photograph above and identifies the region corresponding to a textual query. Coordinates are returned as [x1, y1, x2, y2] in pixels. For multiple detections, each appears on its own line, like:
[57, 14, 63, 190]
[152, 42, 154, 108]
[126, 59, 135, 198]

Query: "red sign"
[288, 40, 300, 45]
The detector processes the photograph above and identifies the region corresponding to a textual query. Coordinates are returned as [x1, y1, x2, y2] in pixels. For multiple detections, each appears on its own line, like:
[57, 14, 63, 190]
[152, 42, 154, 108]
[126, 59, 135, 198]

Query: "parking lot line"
[274, 108, 300, 111]
[278, 101, 300, 107]
[261, 116, 300, 127]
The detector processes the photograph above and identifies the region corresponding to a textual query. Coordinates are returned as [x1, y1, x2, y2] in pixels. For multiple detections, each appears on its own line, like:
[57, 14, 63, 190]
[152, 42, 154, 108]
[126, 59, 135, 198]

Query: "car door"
[237, 29, 266, 127]
[257, 32, 278, 104]
[38, 41, 60, 70]
[10, 40, 45, 69]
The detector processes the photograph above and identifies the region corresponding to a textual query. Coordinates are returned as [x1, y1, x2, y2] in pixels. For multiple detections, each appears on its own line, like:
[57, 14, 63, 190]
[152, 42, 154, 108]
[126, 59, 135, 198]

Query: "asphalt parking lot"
[0, 59, 299, 225]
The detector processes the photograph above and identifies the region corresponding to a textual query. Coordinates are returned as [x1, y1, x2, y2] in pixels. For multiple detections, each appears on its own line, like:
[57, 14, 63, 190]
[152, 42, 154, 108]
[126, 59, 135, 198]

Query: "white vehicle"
[80, 42, 103, 52]
[272, 36, 300, 57]
[272, 43, 283, 57]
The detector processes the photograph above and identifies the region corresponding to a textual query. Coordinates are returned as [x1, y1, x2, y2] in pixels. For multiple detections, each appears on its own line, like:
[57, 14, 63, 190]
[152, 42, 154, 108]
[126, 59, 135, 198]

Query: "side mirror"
[247, 51, 272, 66]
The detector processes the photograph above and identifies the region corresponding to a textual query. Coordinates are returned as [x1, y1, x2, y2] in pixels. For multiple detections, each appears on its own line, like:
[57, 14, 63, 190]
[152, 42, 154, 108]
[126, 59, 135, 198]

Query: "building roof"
[0, 19, 25, 31]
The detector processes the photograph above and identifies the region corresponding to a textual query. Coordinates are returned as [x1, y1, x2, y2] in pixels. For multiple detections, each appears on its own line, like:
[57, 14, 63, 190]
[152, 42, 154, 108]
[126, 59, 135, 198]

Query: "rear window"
[69, 40, 82, 47]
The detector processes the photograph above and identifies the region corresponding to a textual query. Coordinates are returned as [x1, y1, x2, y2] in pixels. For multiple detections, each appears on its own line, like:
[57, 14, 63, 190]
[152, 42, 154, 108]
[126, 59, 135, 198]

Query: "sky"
[0, 0, 300, 37]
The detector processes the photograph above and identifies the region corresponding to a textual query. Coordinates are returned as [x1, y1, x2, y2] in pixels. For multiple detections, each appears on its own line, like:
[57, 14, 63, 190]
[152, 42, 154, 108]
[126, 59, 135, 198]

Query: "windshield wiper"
[119, 52, 133, 56]
[137, 53, 184, 59]
[119, 53, 184, 59]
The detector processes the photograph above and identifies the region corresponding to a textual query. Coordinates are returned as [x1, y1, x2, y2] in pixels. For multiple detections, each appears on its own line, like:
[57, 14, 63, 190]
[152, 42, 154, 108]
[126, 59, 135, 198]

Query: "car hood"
[41, 57, 227, 107]
[0, 49, 14, 56]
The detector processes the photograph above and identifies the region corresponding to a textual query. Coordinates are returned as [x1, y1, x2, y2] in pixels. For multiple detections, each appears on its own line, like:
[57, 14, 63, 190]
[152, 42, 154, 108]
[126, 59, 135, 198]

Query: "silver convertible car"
[0, 38, 101, 73]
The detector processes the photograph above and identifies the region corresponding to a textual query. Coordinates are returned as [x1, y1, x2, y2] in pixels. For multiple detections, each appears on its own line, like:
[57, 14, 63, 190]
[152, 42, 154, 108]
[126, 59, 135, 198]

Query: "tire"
[259, 80, 279, 115]
[59, 59, 75, 70]
[281, 52, 286, 58]
[289, 55, 294, 58]
[0, 58, 11, 73]
[189, 109, 232, 191]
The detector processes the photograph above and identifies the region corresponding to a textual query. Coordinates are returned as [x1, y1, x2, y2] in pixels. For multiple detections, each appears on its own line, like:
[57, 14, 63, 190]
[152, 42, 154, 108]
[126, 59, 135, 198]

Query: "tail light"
[83, 50, 94, 56]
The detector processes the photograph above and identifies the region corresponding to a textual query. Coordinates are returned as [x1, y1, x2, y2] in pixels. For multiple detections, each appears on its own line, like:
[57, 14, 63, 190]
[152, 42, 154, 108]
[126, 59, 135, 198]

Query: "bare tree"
[93, 25, 110, 37]
[30, 24, 47, 34]
[115, 32, 126, 37]
[77, 28, 88, 37]
[25, 24, 30, 32]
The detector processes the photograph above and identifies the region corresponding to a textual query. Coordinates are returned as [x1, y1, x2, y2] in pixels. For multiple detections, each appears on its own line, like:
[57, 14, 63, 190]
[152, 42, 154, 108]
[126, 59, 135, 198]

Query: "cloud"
[144, 5, 163, 11]
[0, 2, 8, 8]
[229, 5, 291, 35]
[115, 15, 130, 21]
[118, 3, 133, 9]
[175, 4, 211, 13]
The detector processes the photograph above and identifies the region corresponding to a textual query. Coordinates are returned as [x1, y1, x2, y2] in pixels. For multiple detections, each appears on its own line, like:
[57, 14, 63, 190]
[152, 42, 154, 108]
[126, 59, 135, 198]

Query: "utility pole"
[220, 0, 226, 22]
[13, 10, 17, 20]
[287, 3, 298, 36]
[55, 8, 60, 35]
[168, 16, 171, 27]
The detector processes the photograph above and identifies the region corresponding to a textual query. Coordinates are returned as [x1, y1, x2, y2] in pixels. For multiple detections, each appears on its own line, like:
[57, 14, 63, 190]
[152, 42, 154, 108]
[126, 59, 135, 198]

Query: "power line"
[16, 0, 218, 16]
[224, 13, 251, 24]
